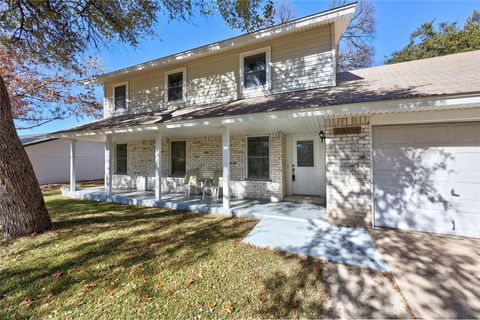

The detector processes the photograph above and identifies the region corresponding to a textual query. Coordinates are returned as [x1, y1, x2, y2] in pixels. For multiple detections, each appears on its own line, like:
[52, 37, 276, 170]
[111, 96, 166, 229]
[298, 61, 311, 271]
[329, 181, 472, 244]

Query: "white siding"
[25, 140, 105, 184]
[104, 25, 334, 117]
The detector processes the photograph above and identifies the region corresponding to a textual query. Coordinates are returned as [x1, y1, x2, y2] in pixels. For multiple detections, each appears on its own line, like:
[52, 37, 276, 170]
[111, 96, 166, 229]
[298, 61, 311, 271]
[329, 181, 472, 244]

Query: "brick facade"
[325, 116, 372, 227]
[112, 132, 287, 201]
[111, 119, 374, 227]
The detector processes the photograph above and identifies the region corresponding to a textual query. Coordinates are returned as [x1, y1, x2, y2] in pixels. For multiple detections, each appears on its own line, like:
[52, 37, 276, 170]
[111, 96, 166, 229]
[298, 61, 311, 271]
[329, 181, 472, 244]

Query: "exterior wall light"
[319, 131, 326, 143]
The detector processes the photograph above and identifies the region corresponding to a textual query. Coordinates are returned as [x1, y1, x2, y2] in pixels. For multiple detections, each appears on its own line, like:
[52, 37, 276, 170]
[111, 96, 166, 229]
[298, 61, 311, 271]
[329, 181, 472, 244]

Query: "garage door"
[373, 122, 480, 238]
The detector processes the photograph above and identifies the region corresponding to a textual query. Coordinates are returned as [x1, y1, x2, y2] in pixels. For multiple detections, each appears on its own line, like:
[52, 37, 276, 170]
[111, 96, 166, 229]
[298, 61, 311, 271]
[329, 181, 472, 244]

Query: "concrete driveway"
[243, 216, 388, 271]
[371, 228, 480, 319]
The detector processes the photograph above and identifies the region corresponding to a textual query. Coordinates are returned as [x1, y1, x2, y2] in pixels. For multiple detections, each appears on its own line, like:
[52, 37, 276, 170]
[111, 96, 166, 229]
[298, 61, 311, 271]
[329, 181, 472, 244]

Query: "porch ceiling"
[65, 110, 327, 142]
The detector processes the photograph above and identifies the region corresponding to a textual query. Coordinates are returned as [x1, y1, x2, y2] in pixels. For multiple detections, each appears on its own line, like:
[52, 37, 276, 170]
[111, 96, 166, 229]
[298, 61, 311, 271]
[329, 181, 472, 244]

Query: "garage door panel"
[449, 212, 480, 238]
[374, 173, 452, 212]
[375, 206, 455, 234]
[372, 126, 409, 146]
[373, 122, 480, 238]
[374, 147, 454, 177]
[410, 125, 449, 145]
[449, 122, 480, 144]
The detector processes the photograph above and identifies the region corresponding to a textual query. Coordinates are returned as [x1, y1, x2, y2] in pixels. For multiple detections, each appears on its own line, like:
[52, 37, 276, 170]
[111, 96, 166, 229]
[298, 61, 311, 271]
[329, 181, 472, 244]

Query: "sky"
[18, 0, 480, 135]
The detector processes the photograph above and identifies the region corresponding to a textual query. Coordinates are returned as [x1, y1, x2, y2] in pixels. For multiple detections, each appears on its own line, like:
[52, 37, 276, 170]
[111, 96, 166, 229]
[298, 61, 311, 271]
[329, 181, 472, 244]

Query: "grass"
[0, 186, 332, 319]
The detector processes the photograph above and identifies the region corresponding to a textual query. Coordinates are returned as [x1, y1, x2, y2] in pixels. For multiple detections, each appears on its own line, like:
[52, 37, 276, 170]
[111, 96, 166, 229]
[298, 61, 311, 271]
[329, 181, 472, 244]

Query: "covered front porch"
[61, 106, 333, 214]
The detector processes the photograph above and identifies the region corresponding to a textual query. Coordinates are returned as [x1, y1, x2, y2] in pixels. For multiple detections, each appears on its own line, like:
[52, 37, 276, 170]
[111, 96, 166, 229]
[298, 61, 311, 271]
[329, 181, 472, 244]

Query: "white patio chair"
[202, 170, 222, 200]
[183, 169, 200, 198]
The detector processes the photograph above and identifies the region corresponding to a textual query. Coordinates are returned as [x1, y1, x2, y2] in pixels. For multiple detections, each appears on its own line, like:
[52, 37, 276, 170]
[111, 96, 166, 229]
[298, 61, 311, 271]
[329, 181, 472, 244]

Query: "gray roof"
[56, 50, 480, 135]
[20, 133, 57, 146]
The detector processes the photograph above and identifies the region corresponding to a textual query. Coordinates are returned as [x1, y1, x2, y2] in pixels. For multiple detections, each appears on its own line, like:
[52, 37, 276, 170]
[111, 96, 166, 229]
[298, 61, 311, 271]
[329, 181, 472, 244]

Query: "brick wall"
[112, 132, 287, 201]
[325, 116, 372, 227]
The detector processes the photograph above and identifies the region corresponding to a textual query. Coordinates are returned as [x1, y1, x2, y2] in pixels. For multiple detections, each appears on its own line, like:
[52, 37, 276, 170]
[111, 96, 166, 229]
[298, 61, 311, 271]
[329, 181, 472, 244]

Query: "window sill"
[241, 86, 270, 98]
[245, 178, 271, 182]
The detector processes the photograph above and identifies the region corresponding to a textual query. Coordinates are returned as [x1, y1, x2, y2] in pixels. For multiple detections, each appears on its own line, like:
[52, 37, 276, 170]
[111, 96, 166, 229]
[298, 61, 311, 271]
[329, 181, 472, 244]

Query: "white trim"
[105, 135, 113, 195]
[112, 81, 129, 111]
[330, 22, 337, 86]
[88, 4, 355, 84]
[245, 134, 272, 180]
[222, 126, 231, 210]
[155, 132, 162, 200]
[369, 122, 375, 229]
[50, 94, 480, 139]
[102, 83, 106, 118]
[239, 46, 272, 98]
[164, 67, 187, 105]
[370, 108, 480, 126]
[69, 139, 76, 192]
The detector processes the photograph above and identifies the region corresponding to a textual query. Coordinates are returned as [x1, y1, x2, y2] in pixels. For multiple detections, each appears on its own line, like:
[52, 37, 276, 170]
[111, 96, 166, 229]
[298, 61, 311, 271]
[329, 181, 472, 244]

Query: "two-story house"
[53, 3, 480, 239]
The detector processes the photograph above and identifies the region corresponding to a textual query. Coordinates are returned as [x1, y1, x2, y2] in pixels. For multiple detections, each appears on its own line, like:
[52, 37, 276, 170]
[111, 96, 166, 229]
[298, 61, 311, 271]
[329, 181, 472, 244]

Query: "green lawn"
[0, 188, 331, 319]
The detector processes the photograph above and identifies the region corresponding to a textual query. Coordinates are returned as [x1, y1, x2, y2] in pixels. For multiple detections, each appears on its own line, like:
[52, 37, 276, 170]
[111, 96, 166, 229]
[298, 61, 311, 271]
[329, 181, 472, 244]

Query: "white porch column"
[222, 126, 230, 210]
[155, 132, 162, 201]
[105, 135, 113, 195]
[69, 139, 76, 192]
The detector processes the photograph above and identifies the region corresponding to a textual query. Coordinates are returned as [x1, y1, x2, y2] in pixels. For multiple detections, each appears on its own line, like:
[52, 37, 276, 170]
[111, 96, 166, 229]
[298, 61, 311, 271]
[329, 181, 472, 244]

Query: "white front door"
[291, 134, 326, 196]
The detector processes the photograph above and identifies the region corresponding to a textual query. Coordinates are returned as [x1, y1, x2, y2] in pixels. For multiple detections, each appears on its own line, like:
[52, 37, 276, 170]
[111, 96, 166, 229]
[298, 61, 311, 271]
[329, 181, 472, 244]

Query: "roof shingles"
[56, 50, 480, 135]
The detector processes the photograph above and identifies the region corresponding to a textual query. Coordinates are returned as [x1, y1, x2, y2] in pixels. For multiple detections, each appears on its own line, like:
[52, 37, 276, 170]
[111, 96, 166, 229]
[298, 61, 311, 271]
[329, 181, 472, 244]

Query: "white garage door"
[373, 122, 480, 238]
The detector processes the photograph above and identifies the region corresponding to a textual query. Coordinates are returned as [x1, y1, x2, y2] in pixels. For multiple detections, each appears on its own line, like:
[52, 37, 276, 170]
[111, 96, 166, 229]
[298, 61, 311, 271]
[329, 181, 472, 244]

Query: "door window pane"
[244, 52, 266, 88]
[115, 144, 128, 174]
[171, 141, 186, 177]
[247, 136, 269, 179]
[297, 140, 314, 167]
[114, 85, 127, 110]
[168, 72, 183, 102]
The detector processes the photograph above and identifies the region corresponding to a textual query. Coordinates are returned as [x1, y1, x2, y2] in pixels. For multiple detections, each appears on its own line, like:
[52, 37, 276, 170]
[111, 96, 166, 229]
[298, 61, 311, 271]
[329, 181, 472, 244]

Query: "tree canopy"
[386, 9, 480, 64]
[0, 0, 283, 238]
[0, 47, 101, 129]
[330, 0, 376, 72]
[0, 0, 277, 129]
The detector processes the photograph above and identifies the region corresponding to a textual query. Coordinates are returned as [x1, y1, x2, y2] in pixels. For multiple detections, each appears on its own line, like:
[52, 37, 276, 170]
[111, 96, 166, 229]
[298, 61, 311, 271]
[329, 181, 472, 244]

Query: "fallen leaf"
[208, 301, 217, 312]
[83, 283, 95, 291]
[52, 272, 63, 280]
[186, 278, 194, 286]
[143, 295, 153, 302]
[224, 301, 233, 314]
[46, 290, 56, 300]
[19, 298, 33, 307]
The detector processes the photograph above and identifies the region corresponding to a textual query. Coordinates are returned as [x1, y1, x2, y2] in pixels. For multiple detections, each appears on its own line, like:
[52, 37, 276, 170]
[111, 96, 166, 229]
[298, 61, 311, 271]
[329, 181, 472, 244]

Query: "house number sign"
[333, 126, 362, 135]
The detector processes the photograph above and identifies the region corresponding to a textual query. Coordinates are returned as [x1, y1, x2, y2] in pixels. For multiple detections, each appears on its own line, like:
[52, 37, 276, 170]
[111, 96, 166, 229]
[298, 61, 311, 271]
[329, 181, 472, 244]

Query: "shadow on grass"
[0, 193, 257, 319]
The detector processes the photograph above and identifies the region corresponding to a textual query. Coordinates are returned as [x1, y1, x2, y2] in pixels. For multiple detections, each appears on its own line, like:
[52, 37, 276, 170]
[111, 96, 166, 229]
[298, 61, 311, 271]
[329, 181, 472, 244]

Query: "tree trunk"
[0, 75, 51, 239]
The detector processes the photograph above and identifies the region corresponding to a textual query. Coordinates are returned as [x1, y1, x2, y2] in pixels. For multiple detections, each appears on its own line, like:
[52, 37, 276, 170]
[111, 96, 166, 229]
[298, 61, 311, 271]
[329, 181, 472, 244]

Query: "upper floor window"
[165, 67, 186, 103]
[240, 47, 271, 97]
[113, 82, 128, 110]
[244, 53, 266, 88]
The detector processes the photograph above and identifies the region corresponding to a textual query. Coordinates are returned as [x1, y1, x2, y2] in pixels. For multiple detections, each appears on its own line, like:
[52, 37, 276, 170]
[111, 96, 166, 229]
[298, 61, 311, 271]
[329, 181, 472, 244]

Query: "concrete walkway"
[65, 187, 387, 271]
[243, 216, 388, 271]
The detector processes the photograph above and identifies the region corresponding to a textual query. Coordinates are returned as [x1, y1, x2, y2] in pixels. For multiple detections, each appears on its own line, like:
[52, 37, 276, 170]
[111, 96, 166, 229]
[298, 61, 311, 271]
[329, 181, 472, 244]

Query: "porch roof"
[54, 50, 480, 136]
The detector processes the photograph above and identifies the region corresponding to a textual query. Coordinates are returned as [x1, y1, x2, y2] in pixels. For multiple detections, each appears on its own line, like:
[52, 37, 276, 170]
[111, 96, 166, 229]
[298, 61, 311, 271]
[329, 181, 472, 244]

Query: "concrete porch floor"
[61, 187, 328, 221]
[61, 187, 387, 271]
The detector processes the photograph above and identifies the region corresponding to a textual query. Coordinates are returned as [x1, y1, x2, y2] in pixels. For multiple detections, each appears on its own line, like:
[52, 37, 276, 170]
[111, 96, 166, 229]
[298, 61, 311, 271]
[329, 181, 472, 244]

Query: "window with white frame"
[247, 136, 270, 179]
[240, 47, 271, 96]
[165, 68, 186, 103]
[113, 82, 128, 110]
